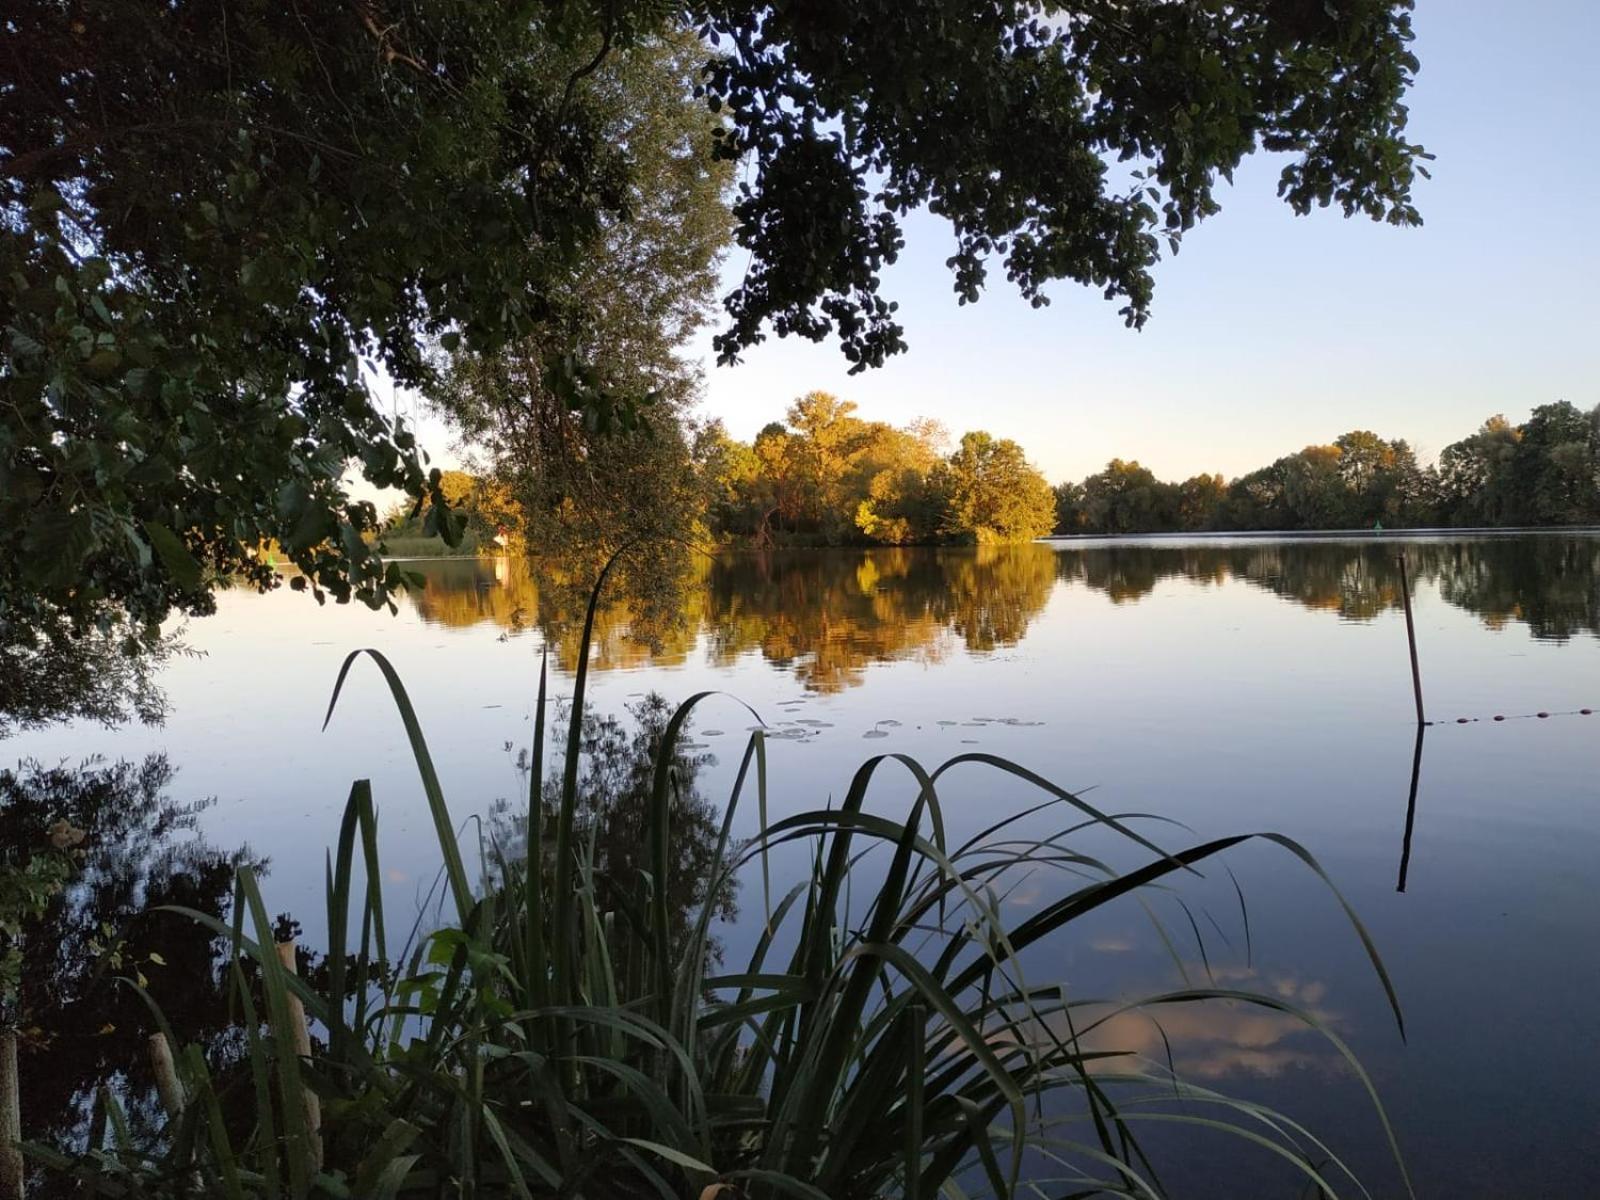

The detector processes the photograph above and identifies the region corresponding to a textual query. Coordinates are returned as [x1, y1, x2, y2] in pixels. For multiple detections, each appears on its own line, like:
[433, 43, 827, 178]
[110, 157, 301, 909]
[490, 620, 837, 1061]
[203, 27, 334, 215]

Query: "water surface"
[7, 535, 1599, 1196]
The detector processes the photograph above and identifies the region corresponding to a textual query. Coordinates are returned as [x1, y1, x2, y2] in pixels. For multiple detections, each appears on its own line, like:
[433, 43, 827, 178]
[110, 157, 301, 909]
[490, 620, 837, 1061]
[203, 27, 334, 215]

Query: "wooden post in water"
[0, 1031, 22, 1200]
[276, 940, 323, 1171]
[148, 1032, 185, 1121]
[1396, 553, 1426, 726]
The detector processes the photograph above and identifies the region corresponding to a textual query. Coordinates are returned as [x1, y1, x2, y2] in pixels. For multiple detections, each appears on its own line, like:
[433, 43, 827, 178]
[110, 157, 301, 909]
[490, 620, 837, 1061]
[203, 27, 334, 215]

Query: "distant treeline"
[1056, 402, 1600, 534]
[393, 399, 1600, 558]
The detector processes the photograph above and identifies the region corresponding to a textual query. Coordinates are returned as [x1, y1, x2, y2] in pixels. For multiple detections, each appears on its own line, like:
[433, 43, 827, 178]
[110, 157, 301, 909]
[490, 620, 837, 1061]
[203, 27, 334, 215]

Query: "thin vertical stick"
[0, 1031, 22, 1200]
[1396, 553, 1426, 725]
[275, 940, 323, 1171]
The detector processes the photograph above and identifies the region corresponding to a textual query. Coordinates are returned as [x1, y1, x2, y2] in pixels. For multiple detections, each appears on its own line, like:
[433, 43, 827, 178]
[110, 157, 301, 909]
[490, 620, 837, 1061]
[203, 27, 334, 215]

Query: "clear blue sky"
[689, 0, 1600, 484]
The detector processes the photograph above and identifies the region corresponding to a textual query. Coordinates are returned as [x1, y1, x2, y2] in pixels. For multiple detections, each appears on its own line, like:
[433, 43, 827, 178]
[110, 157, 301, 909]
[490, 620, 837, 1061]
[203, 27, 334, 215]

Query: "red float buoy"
[1582, 709, 1593, 716]
[1456, 717, 1469, 724]
[1494, 715, 1505, 721]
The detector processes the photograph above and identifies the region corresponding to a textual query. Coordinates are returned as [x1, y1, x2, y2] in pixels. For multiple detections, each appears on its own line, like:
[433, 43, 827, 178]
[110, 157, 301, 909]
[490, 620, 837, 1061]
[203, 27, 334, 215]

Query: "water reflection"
[0, 756, 255, 1166]
[410, 545, 1059, 692]
[490, 693, 739, 963]
[1396, 726, 1426, 893]
[400, 537, 1600, 696]
[1080, 968, 1344, 1081]
[1059, 536, 1600, 637]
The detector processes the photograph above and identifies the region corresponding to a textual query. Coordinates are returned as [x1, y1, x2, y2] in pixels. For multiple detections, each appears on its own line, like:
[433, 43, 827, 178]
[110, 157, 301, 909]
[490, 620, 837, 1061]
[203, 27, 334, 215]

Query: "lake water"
[7, 535, 1600, 1196]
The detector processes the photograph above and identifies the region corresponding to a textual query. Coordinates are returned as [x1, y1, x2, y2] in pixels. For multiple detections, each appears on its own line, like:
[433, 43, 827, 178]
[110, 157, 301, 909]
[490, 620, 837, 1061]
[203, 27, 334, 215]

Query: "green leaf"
[143, 521, 203, 590]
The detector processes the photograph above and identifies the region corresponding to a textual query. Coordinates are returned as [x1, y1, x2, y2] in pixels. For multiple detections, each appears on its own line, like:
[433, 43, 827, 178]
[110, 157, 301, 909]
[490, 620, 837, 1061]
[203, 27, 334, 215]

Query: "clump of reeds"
[30, 564, 1409, 1199]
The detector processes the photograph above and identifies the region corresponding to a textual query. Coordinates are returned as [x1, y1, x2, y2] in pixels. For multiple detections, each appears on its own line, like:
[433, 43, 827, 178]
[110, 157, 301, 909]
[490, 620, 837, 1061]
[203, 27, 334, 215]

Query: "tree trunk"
[0, 1030, 23, 1200]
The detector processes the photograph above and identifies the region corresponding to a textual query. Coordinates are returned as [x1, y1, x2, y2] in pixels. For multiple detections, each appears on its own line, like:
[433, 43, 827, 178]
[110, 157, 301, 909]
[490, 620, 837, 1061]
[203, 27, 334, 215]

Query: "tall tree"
[434, 29, 732, 637]
[1081, 460, 1176, 534]
[938, 432, 1057, 544]
[1053, 481, 1089, 535]
[3, 0, 646, 642]
[1438, 416, 1523, 524]
[853, 420, 949, 545]
[436, 29, 731, 550]
[1508, 402, 1597, 525]
[1176, 474, 1228, 531]
[1278, 444, 1349, 528]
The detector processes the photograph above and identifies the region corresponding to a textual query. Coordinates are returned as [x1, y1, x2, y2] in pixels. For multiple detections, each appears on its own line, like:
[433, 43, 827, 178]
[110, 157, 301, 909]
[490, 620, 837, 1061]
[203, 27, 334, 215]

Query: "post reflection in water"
[1396, 724, 1426, 894]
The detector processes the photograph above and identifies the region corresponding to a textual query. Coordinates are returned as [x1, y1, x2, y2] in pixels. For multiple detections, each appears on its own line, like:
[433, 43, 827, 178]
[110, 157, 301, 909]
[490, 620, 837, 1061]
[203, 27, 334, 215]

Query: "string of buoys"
[1433, 707, 1595, 726]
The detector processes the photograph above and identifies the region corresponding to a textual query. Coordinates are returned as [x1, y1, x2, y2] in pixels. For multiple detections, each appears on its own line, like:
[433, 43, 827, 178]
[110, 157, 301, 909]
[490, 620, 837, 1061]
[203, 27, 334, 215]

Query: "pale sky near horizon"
[391, 0, 1600, 490]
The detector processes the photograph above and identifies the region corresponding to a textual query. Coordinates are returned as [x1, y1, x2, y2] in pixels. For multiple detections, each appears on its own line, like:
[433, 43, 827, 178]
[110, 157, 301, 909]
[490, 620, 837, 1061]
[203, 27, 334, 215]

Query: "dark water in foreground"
[6, 535, 1600, 1196]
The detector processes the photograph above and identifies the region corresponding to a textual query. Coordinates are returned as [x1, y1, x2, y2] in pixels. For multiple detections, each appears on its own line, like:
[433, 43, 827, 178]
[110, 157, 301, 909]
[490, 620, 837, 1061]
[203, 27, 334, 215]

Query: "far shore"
[332, 524, 1600, 568]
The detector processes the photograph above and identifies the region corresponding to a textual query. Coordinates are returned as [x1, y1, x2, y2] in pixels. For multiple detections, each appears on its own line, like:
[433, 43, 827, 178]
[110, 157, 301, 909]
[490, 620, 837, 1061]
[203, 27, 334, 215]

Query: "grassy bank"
[377, 533, 493, 559]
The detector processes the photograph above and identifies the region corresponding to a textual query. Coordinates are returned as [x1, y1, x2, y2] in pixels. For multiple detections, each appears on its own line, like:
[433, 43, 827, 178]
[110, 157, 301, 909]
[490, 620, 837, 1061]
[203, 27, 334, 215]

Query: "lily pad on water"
[862, 729, 889, 739]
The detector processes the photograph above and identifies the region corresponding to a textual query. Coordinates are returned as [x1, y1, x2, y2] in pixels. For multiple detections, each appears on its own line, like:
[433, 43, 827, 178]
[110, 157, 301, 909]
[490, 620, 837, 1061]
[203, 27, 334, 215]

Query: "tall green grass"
[30, 562, 1410, 1198]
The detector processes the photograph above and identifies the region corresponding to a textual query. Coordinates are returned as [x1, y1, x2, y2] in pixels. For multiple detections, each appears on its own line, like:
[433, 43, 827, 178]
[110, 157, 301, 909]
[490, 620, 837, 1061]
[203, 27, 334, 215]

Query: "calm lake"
[7, 534, 1600, 1196]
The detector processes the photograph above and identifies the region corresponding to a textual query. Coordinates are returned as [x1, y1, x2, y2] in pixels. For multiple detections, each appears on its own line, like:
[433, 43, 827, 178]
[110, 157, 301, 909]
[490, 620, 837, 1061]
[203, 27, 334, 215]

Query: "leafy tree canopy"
[704, 0, 1428, 368]
[2, 0, 1427, 653]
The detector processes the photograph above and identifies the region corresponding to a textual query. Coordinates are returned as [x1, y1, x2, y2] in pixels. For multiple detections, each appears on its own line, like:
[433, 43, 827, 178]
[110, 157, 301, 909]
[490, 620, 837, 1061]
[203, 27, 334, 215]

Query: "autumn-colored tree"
[853, 420, 949, 544]
[692, 421, 764, 538]
[937, 432, 1057, 544]
[779, 393, 875, 538]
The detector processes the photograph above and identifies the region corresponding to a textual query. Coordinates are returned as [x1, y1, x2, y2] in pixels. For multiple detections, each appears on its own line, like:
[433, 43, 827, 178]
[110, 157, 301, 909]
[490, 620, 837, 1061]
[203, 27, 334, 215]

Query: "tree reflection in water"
[0, 755, 255, 1177]
[491, 693, 739, 966]
[403, 539, 1600, 699]
[409, 543, 1061, 691]
[1056, 536, 1600, 637]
